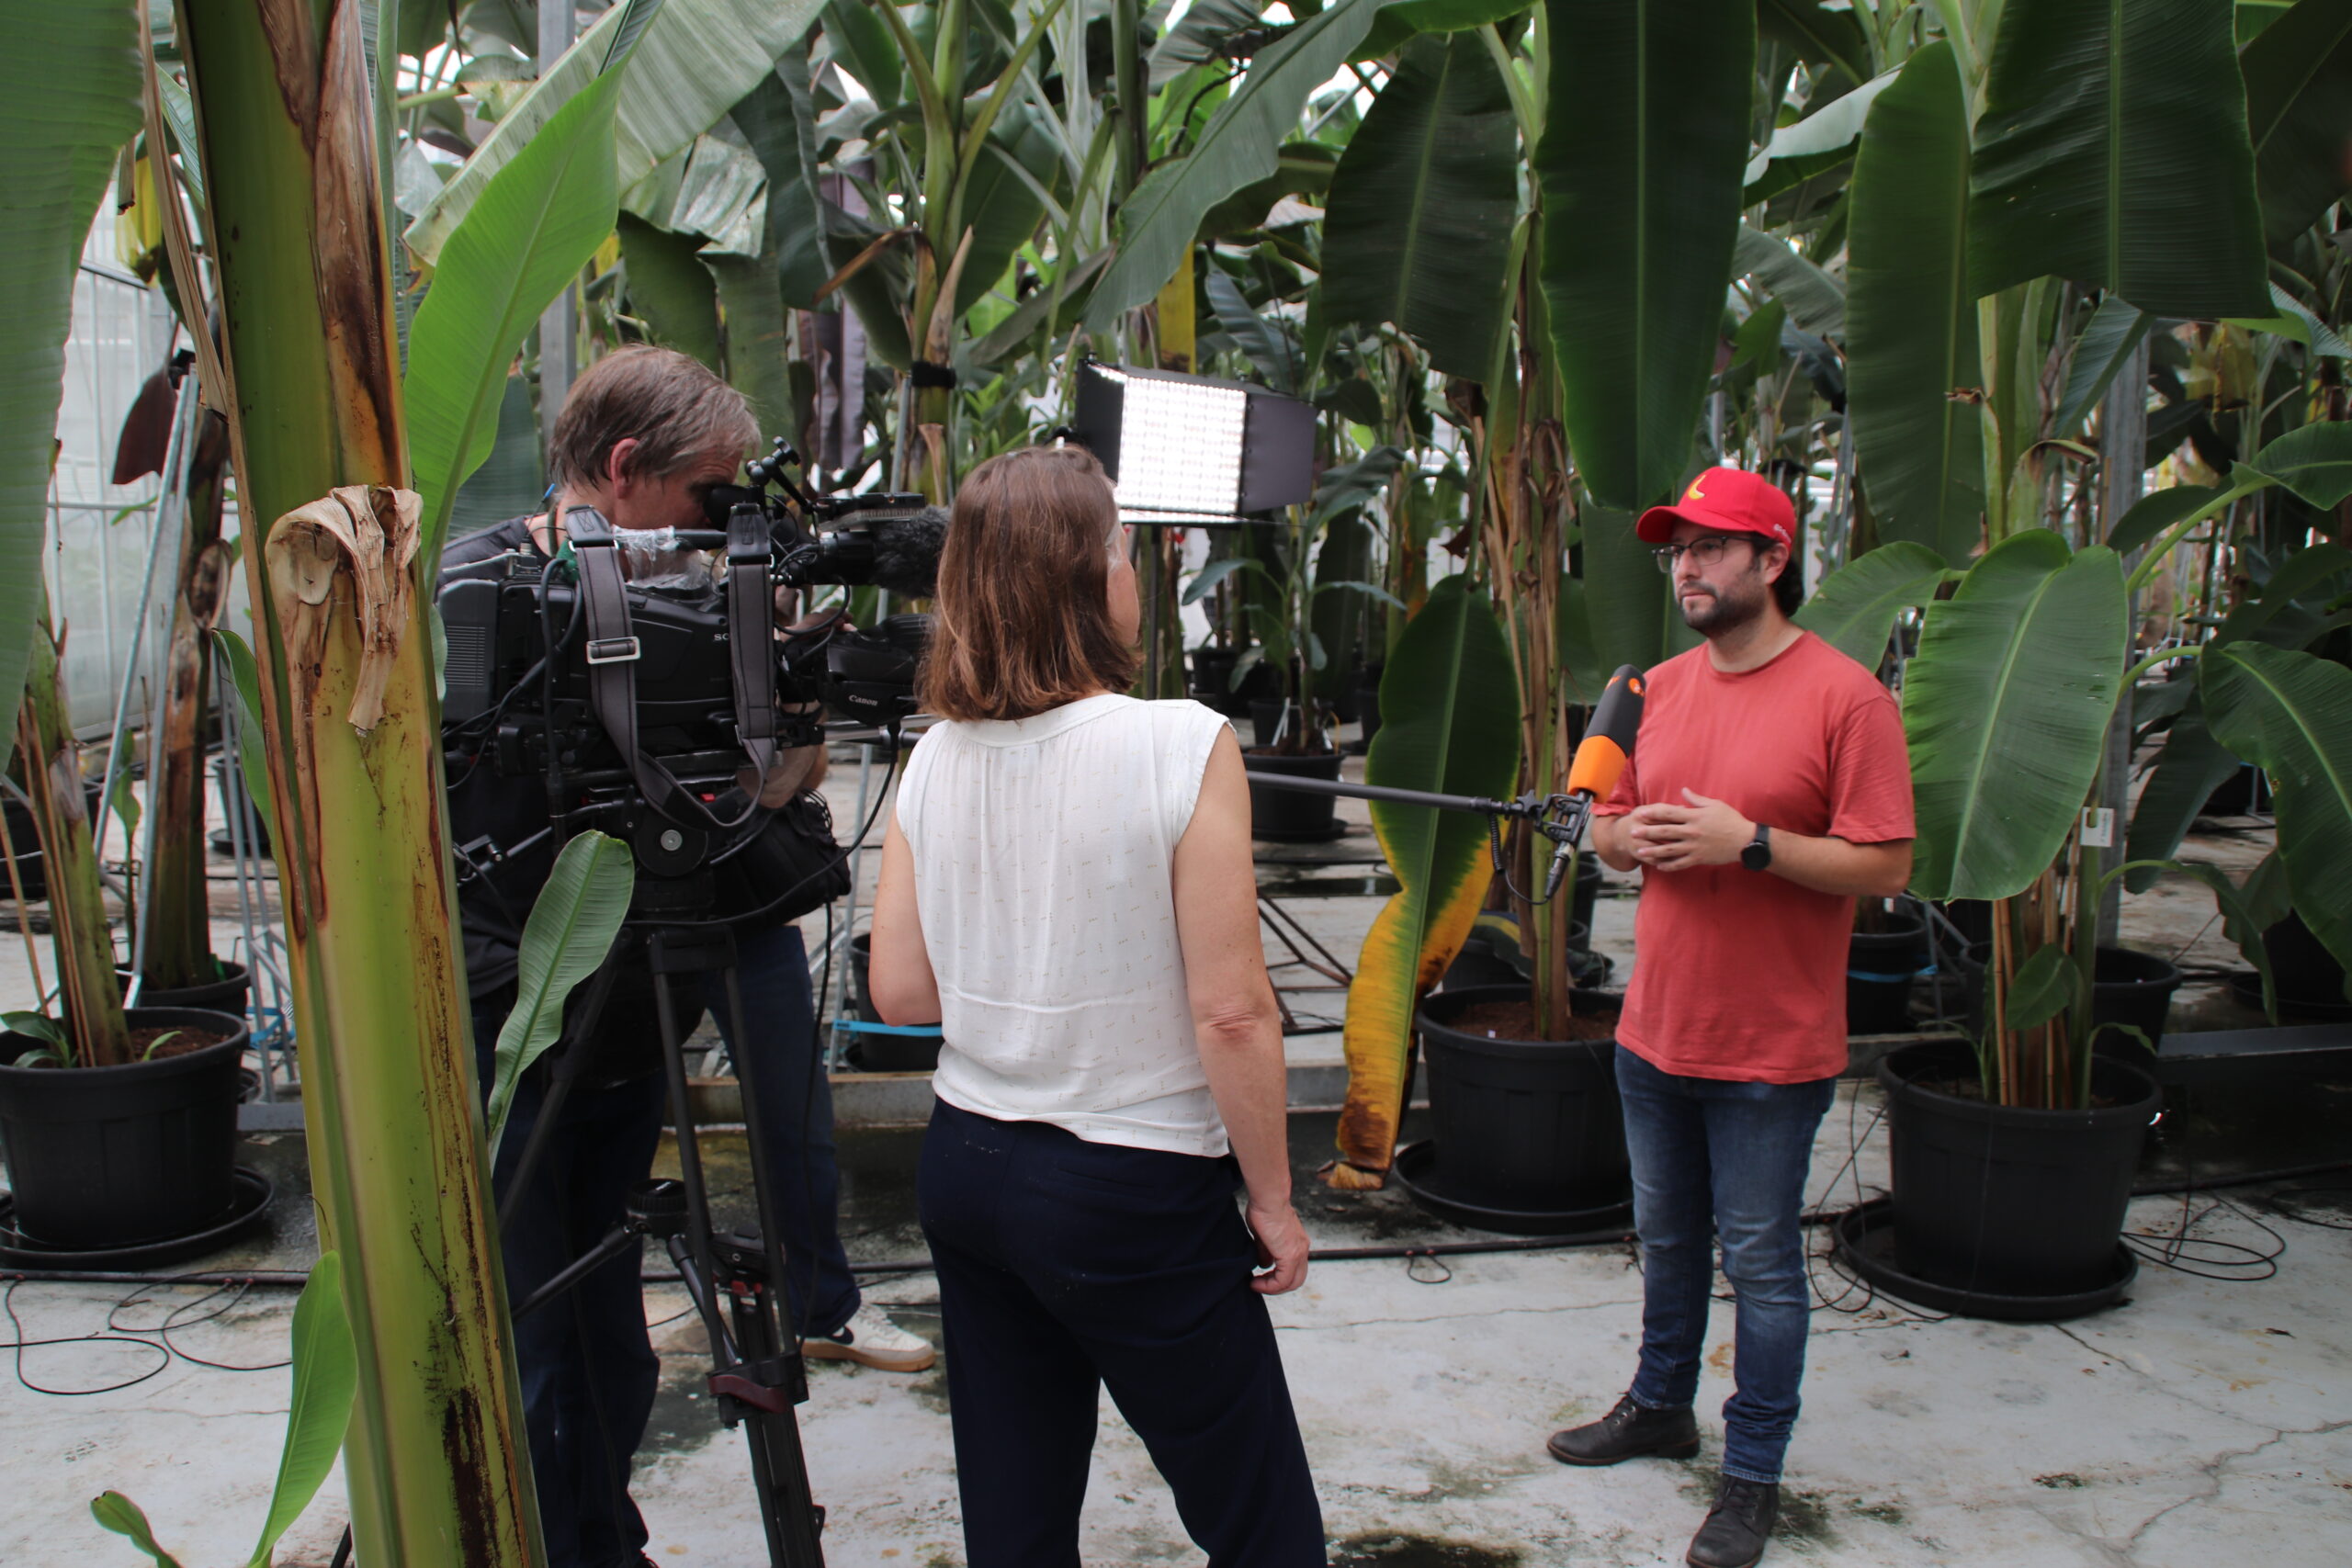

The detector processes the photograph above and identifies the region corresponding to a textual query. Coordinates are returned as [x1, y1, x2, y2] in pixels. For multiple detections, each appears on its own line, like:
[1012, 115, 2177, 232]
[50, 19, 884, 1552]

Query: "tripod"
[499, 876, 829, 1568]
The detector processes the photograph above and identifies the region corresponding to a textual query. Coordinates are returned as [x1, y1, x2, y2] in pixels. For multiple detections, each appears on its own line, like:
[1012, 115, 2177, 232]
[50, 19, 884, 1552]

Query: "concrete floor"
[7, 1089, 2351, 1567]
[6, 741, 2351, 1565]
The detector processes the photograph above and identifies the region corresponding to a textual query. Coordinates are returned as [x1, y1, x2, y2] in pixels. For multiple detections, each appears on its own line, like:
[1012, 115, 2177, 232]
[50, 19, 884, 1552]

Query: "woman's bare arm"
[1170, 729, 1308, 1295]
[867, 812, 941, 1026]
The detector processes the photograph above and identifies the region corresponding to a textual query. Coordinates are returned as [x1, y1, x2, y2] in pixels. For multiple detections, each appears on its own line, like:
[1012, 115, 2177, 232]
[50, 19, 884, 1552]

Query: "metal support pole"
[537, 0, 579, 446]
[825, 743, 878, 1067]
[2097, 336, 2153, 943]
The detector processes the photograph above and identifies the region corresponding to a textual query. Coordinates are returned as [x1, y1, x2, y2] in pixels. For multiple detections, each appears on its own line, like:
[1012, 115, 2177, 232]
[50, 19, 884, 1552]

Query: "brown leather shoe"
[1546, 1394, 1701, 1466]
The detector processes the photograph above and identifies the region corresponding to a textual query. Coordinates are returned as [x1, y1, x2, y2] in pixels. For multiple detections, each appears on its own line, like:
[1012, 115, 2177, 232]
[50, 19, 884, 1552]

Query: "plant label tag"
[2080, 807, 2115, 849]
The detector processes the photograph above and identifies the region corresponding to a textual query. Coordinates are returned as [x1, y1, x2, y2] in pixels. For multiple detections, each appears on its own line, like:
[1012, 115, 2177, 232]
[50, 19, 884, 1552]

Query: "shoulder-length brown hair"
[919, 445, 1138, 721]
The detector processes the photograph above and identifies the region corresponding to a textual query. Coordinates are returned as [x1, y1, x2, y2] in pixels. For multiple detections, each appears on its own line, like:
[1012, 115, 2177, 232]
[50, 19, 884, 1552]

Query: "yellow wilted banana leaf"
[1331, 576, 1520, 1186]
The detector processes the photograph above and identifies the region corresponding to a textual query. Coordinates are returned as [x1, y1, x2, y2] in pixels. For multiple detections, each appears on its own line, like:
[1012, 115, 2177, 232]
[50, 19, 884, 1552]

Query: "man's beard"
[1678, 573, 1768, 634]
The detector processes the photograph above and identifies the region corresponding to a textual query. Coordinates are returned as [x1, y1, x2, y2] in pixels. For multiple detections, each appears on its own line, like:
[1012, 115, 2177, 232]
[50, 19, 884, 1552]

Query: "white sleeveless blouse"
[893, 694, 1234, 1156]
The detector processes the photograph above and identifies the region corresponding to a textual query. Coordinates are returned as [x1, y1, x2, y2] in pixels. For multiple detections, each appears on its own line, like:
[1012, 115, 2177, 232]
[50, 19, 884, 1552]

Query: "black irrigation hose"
[10, 1159, 2352, 1293]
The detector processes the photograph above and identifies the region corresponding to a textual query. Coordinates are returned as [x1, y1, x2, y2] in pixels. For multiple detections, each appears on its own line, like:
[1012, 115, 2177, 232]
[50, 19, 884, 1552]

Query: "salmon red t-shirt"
[1596, 630, 1915, 1083]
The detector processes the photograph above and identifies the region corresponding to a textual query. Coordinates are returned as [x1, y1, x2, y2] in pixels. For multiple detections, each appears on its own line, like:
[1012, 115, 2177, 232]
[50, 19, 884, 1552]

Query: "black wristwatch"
[1740, 822, 1773, 871]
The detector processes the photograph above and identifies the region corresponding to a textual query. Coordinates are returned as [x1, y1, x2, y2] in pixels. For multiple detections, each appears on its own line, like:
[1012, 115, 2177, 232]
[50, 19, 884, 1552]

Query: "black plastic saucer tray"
[0, 1167, 275, 1271]
[1392, 1141, 1634, 1240]
[1831, 1199, 2135, 1323]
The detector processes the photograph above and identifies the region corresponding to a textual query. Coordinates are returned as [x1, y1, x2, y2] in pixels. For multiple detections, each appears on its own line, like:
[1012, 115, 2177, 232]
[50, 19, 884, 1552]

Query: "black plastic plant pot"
[0, 1008, 251, 1251]
[844, 934, 942, 1070]
[2262, 910, 2349, 1012]
[1188, 645, 1273, 719]
[1953, 941, 2184, 1054]
[846, 933, 885, 1024]
[1849, 906, 1929, 1036]
[117, 958, 252, 1017]
[1414, 983, 1630, 1216]
[1877, 1042, 2159, 1299]
[1439, 923, 1591, 992]
[1353, 666, 1384, 750]
[1245, 748, 1344, 841]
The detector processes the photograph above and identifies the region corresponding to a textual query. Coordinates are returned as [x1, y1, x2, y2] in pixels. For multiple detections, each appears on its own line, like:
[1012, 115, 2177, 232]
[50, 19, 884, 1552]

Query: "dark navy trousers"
[918, 1098, 1325, 1568]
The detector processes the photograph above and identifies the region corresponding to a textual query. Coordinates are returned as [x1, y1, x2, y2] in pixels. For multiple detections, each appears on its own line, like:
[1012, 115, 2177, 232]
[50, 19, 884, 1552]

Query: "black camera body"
[437, 443, 940, 863]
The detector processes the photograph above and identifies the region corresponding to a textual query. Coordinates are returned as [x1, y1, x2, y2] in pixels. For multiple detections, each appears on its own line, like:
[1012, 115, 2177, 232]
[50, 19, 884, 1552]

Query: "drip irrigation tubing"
[6, 1157, 2348, 1291]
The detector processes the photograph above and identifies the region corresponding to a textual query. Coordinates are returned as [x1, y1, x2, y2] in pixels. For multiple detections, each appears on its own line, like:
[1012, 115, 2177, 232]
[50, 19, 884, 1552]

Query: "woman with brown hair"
[866, 443, 1323, 1565]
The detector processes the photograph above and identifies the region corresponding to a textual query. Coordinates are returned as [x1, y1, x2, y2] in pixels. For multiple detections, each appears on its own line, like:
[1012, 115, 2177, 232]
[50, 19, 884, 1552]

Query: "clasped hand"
[1624, 789, 1754, 874]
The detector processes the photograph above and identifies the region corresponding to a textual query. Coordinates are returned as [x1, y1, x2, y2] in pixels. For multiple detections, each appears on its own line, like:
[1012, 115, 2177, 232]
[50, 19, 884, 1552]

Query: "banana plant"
[1821, 419, 2352, 1106]
[160, 0, 669, 1555]
[0, 0, 142, 768]
[1329, 577, 1520, 1187]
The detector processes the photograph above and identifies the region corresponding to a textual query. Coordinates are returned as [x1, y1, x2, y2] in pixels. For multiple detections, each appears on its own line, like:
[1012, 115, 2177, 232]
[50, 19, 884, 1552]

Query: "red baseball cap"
[1634, 467, 1796, 547]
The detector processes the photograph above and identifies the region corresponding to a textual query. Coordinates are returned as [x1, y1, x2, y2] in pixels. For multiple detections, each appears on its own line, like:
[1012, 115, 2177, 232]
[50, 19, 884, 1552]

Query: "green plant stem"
[2122, 644, 2200, 688]
[17, 576, 130, 1067]
[181, 1, 542, 1559]
[2124, 477, 2268, 595]
[141, 412, 231, 992]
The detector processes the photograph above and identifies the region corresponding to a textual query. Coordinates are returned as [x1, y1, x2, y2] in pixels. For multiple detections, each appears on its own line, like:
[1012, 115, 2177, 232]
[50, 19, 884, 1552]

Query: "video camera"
[437, 440, 944, 868]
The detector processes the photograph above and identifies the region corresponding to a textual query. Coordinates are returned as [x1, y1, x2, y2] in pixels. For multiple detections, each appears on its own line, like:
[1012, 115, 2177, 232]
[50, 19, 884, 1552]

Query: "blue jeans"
[1616, 1045, 1834, 1484]
[697, 922, 860, 1341]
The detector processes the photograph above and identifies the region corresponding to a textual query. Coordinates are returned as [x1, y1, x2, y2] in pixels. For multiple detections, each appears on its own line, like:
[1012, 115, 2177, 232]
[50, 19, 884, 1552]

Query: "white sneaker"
[800, 1303, 936, 1372]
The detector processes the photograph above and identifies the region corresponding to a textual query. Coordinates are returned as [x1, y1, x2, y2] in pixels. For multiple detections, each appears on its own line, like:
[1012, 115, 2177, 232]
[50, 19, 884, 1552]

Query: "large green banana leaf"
[447, 375, 548, 538]
[2053, 296, 2154, 437]
[1903, 531, 2128, 901]
[1537, 0, 1755, 512]
[2200, 642, 2352, 983]
[616, 210, 723, 367]
[1794, 540, 1953, 670]
[1734, 223, 1846, 338]
[2120, 701, 2244, 890]
[1967, 0, 2268, 319]
[1758, 0, 1871, 86]
[2238, 0, 2352, 245]
[488, 831, 636, 1153]
[2122, 540, 2352, 888]
[1581, 501, 1680, 674]
[1319, 30, 1518, 380]
[0, 0, 141, 775]
[1087, 0, 1400, 333]
[406, 63, 629, 563]
[1844, 40, 1984, 564]
[244, 1251, 358, 1568]
[405, 0, 824, 265]
[1353, 0, 1534, 66]
[1335, 576, 1519, 1180]
[2241, 418, 2352, 507]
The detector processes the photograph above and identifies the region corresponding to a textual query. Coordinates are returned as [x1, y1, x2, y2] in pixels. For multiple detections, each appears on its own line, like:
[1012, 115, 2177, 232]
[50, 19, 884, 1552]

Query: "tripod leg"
[719, 964, 829, 1568]
[719, 964, 802, 1343]
[652, 966, 729, 1358]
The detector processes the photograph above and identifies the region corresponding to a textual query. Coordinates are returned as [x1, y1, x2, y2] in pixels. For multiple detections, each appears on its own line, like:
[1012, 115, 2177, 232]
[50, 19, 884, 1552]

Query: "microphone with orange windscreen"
[1239, 663, 1645, 909]
[1545, 665, 1647, 900]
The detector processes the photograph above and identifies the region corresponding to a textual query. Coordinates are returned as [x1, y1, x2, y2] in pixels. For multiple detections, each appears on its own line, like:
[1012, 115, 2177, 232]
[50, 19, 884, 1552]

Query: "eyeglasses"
[1651, 536, 1765, 574]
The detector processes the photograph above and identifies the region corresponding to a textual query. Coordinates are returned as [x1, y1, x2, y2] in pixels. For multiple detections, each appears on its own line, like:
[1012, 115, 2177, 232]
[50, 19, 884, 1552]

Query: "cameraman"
[443, 347, 931, 1568]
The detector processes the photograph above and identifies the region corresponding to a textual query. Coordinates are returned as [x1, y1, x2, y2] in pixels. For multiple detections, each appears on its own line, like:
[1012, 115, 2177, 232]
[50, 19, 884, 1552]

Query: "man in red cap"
[1545, 467, 1915, 1568]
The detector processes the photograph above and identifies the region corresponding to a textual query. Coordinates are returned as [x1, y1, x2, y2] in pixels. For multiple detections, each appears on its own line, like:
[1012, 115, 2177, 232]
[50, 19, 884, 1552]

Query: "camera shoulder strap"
[724, 503, 779, 786]
[567, 505, 761, 833]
